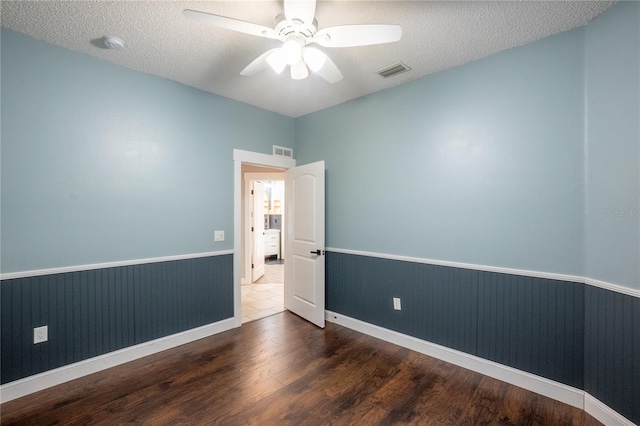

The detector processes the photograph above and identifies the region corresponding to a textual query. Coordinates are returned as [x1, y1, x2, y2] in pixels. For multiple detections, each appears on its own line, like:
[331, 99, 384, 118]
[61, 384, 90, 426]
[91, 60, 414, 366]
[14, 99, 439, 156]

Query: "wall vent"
[273, 145, 293, 159]
[377, 62, 411, 78]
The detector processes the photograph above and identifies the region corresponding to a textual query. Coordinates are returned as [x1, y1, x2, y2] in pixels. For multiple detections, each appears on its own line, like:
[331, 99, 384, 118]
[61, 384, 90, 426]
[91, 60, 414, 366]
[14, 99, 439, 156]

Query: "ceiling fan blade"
[266, 49, 287, 74]
[315, 55, 343, 84]
[183, 9, 279, 40]
[241, 48, 282, 76]
[314, 24, 402, 48]
[291, 60, 309, 80]
[284, 0, 316, 25]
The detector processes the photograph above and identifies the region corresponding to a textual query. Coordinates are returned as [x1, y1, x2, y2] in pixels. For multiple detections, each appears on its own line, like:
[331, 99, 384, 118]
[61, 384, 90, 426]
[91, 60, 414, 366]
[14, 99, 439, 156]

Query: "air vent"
[273, 145, 293, 159]
[377, 62, 411, 78]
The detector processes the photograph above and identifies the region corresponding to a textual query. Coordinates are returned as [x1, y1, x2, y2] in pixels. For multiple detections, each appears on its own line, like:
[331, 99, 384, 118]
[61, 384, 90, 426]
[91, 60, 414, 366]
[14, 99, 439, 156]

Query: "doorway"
[233, 149, 325, 329]
[242, 174, 285, 323]
[234, 150, 295, 327]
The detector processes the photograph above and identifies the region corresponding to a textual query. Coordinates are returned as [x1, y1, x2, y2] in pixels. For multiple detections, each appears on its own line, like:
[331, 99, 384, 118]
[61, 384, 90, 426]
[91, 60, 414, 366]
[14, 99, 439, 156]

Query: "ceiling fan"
[183, 0, 402, 83]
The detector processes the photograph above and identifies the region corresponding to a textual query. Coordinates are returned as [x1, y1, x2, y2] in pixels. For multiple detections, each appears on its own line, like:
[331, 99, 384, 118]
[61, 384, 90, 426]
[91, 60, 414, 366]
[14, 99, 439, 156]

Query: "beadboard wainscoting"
[1, 253, 234, 397]
[584, 285, 640, 424]
[325, 250, 639, 426]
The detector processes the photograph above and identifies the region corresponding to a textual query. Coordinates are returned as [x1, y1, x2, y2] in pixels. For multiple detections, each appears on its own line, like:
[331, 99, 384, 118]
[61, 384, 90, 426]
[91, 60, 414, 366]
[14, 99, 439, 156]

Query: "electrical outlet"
[214, 230, 224, 242]
[393, 297, 401, 310]
[34, 326, 48, 344]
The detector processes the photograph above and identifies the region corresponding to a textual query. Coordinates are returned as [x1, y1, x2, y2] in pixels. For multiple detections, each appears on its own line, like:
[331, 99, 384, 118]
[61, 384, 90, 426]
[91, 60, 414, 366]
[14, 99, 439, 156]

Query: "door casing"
[233, 149, 295, 327]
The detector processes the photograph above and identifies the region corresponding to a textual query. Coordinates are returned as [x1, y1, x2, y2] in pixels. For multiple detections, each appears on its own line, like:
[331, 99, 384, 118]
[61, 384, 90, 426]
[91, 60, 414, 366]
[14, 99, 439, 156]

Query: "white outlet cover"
[214, 230, 224, 242]
[393, 297, 401, 310]
[34, 325, 48, 344]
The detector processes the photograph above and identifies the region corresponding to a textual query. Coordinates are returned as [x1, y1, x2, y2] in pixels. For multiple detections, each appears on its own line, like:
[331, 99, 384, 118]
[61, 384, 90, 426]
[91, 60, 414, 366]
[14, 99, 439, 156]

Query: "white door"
[284, 161, 325, 328]
[251, 181, 266, 282]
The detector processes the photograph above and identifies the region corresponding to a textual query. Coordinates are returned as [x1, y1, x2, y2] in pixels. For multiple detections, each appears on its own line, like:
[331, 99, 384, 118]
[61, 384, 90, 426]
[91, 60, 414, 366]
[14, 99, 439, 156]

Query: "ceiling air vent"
[273, 145, 293, 159]
[377, 62, 411, 78]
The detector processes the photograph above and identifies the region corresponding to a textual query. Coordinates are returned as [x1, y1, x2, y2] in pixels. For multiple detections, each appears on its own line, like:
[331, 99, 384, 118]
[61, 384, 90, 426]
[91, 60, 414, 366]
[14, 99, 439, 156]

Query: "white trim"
[325, 311, 585, 409]
[233, 149, 295, 328]
[326, 247, 640, 299]
[584, 393, 636, 426]
[233, 148, 294, 169]
[0, 250, 234, 281]
[0, 318, 235, 403]
[585, 277, 640, 298]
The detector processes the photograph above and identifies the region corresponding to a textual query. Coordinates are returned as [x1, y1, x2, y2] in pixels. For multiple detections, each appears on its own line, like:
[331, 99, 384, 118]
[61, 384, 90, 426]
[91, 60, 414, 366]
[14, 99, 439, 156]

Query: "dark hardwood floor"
[2, 312, 602, 425]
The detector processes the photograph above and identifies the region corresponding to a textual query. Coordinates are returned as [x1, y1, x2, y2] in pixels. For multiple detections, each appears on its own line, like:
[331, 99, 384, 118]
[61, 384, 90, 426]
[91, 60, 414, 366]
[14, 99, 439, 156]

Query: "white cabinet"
[264, 229, 280, 258]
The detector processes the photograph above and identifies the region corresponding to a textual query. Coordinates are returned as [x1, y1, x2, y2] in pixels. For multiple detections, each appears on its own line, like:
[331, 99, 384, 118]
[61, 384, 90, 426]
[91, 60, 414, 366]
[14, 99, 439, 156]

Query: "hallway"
[241, 263, 284, 323]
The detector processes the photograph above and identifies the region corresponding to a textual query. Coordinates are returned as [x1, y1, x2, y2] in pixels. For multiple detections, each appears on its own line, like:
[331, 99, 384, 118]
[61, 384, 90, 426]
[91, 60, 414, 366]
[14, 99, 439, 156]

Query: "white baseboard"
[585, 393, 636, 426]
[326, 311, 637, 426]
[0, 318, 236, 404]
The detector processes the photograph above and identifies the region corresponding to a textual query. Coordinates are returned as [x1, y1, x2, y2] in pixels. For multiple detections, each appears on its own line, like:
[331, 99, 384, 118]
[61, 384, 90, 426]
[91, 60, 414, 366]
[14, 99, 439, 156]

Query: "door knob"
[310, 250, 324, 255]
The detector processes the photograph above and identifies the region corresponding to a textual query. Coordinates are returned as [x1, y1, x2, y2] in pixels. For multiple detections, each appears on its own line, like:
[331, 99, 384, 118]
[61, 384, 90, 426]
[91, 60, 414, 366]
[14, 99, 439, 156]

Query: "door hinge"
[251, 226, 254, 232]
[251, 190, 254, 195]
[251, 263, 254, 269]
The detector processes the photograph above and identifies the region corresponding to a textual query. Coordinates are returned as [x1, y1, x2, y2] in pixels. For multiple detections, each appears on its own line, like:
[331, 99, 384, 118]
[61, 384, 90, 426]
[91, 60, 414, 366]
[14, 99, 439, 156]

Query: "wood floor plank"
[457, 375, 511, 425]
[496, 383, 541, 425]
[369, 353, 446, 424]
[414, 365, 484, 424]
[1, 312, 603, 426]
[216, 330, 396, 425]
[305, 344, 407, 424]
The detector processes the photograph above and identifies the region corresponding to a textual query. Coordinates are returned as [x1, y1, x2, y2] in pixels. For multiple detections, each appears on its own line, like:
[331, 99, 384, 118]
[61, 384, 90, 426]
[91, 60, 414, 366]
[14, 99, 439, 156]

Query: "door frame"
[243, 173, 285, 285]
[233, 149, 295, 327]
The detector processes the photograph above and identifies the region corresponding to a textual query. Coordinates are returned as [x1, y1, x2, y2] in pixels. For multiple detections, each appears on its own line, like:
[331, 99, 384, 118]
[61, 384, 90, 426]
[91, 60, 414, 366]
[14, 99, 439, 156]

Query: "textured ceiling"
[1, 1, 614, 117]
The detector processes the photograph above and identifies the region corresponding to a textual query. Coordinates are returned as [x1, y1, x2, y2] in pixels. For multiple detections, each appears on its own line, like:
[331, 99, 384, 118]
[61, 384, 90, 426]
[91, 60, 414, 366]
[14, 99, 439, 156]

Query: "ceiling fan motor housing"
[275, 13, 317, 41]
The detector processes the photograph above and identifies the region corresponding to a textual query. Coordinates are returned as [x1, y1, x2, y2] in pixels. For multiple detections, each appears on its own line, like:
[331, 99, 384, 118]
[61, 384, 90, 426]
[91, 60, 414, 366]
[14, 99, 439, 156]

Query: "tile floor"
[241, 264, 284, 323]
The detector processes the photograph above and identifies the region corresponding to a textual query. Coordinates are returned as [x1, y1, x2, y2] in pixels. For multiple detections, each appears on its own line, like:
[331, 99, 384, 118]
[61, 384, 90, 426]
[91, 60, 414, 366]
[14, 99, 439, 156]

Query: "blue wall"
[584, 1, 640, 290]
[580, 3, 640, 422]
[297, 1, 640, 292]
[297, 26, 586, 278]
[1, 29, 295, 273]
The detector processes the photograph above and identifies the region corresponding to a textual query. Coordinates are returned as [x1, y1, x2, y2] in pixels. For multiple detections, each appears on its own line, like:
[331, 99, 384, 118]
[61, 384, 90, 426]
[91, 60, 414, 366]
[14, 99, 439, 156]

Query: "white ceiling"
[1, 1, 614, 118]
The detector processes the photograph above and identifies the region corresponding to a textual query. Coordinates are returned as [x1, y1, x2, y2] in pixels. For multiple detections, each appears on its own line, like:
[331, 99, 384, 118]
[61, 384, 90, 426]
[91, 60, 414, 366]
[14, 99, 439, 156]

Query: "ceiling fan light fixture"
[267, 50, 287, 74]
[291, 60, 309, 80]
[302, 47, 326, 72]
[282, 38, 303, 65]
